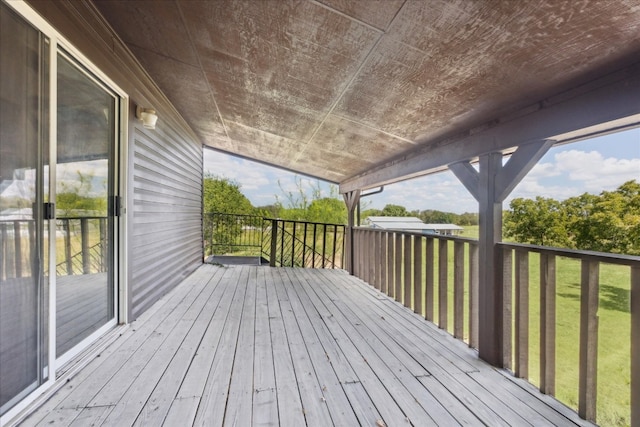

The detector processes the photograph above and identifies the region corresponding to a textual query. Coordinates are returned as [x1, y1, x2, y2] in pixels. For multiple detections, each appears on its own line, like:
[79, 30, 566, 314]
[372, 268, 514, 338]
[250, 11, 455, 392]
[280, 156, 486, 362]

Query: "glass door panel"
[0, 2, 49, 415]
[55, 54, 115, 358]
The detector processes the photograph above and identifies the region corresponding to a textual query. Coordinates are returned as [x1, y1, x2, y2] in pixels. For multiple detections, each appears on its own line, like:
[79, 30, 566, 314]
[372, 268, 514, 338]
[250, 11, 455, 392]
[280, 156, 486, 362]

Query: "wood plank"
[403, 234, 412, 309]
[252, 266, 279, 427]
[425, 237, 434, 322]
[630, 265, 639, 427]
[193, 267, 250, 426]
[29, 266, 220, 426]
[387, 232, 394, 299]
[502, 248, 513, 370]
[223, 267, 257, 427]
[453, 241, 464, 339]
[438, 238, 448, 330]
[469, 243, 479, 349]
[413, 235, 422, 316]
[515, 249, 529, 379]
[578, 260, 599, 423]
[540, 253, 556, 395]
[281, 269, 359, 426]
[295, 269, 411, 426]
[395, 233, 402, 304]
[264, 269, 306, 427]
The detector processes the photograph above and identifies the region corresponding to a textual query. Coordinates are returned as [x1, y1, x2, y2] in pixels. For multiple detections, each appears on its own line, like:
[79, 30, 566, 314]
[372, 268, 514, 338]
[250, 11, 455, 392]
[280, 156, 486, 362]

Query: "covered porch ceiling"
[92, 0, 640, 189]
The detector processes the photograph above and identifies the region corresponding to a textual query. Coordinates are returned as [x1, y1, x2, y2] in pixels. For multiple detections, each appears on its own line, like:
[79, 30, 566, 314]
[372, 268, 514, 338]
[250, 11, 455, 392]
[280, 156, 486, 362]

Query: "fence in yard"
[351, 226, 639, 427]
[203, 212, 345, 269]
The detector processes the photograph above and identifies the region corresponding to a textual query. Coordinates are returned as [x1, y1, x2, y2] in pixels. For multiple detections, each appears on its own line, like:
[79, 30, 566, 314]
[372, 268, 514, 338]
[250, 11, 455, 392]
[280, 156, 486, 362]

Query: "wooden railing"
[1, 217, 108, 280]
[352, 226, 639, 426]
[203, 213, 345, 269]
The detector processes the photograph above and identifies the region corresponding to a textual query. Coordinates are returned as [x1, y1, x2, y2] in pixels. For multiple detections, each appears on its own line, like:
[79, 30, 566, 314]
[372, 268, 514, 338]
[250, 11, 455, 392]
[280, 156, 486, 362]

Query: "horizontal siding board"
[130, 118, 203, 320]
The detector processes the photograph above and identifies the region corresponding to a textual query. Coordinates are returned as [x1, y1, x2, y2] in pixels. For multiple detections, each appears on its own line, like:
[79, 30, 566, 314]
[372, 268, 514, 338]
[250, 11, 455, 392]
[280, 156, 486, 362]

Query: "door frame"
[0, 1, 129, 423]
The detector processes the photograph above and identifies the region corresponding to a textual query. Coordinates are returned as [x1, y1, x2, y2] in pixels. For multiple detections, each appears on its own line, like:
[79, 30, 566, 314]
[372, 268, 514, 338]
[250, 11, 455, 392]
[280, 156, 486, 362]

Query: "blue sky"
[204, 127, 640, 214]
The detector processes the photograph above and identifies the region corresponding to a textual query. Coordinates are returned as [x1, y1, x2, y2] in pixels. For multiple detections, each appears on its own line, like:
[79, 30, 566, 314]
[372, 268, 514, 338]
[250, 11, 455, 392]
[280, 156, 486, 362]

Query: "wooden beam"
[340, 65, 640, 193]
[477, 152, 504, 366]
[449, 161, 479, 201]
[496, 140, 554, 202]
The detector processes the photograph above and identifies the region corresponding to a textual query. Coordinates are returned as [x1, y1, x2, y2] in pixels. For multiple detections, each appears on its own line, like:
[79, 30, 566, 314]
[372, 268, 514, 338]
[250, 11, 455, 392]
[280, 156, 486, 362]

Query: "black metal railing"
[203, 212, 345, 269]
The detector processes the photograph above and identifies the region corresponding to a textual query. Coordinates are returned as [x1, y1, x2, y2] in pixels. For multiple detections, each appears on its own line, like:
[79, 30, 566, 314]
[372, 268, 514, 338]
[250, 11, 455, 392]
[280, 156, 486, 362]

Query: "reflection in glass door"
[0, 3, 49, 415]
[55, 53, 117, 359]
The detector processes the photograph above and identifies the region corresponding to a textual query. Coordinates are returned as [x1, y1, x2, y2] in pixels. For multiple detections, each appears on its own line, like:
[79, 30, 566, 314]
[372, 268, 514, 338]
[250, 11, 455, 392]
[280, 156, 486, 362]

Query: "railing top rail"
[203, 212, 346, 228]
[355, 225, 479, 244]
[498, 241, 640, 266]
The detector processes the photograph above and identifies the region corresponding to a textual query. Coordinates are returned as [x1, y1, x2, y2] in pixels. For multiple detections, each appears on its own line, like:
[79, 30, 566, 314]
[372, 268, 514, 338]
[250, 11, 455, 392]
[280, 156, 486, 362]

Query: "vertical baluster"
[291, 222, 296, 267]
[540, 252, 556, 395]
[81, 218, 90, 274]
[438, 239, 448, 330]
[321, 224, 327, 268]
[14, 221, 22, 278]
[515, 249, 529, 378]
[404, 234, 412, 309]
[579, 259, 599, 423]
[387, 232, 394, 299]
[380, 232, 387, 294]
[502, 248, 513, 370]
[332, 225, 338, 268]
[469, 243, 479, 349]
[414, 235, 423, 315]
[395, 233, 402, 304]
[425, 237, 434, 322]
[312, 224, 317, 268]
[374, 231, 381, 289]
[1, 223, 7, 279]
[454, 241, 465, 340]
[64, 219, 72, 275]
[631, 265, 639, 427]
[302, 223, 308, 267]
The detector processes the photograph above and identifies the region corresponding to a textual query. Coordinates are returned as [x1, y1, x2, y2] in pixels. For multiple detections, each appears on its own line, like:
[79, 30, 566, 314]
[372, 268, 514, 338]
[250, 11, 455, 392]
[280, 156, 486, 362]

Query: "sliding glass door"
[1, 0, 122, 417]
[0, 2, 49, 415]
[55, 53, 118, 360]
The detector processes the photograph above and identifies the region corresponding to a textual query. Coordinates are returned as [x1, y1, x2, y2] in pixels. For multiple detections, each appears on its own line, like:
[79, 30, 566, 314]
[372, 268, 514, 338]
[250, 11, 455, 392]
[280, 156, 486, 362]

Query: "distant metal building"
[364, 216, 463, 235]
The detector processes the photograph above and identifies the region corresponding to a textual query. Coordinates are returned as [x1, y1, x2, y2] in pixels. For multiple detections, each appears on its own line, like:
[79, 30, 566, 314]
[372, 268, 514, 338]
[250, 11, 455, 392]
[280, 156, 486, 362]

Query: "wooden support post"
[450, 141, 553, 368]
[579, 260, 599, 423]
[81, 218, 90, 274]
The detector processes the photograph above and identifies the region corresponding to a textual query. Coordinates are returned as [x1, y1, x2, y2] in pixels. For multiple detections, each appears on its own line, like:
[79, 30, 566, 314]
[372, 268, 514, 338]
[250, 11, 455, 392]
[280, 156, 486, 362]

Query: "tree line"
[504, 180, 639, 255]
[203, 175, 639, 255]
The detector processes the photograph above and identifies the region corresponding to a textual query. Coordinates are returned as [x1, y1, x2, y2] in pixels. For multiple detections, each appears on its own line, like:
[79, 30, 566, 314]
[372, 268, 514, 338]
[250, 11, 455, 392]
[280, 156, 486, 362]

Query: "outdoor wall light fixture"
[136, 105, 158, 129]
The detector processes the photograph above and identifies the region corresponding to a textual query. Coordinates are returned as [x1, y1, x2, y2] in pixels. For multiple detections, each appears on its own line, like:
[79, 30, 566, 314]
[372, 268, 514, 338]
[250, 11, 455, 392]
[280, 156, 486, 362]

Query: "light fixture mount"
[136, 105, 158, 129]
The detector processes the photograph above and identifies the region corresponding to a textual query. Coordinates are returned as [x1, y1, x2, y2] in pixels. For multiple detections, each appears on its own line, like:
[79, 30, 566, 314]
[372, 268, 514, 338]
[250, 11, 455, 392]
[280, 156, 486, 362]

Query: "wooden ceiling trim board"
[340, 66, 640, 193]
[175, 1, 232, 150]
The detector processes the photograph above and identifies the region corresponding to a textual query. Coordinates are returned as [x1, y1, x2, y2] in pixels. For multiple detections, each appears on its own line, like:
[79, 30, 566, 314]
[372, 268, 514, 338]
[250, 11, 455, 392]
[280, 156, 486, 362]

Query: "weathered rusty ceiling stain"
[93, 0, 640, 184]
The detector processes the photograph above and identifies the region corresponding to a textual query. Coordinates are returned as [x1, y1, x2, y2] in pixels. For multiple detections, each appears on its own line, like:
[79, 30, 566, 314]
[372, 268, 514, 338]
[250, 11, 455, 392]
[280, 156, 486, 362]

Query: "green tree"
[307, 197, 347, 224]
[274, 176, 345, 224]
[503, 196, 569, 246]
[381, 204, 409, 217]
[202, 175, 255, 256]
[203, 175, 254, 214]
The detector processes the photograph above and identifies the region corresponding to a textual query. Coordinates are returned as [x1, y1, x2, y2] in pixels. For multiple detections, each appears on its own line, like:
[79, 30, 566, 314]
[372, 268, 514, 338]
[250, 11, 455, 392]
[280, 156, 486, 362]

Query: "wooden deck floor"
[18, 265, 593, 426]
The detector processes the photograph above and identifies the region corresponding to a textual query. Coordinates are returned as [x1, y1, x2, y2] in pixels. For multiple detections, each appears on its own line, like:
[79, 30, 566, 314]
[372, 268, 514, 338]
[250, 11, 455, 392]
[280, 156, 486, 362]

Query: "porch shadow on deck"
[18, 265, 593, 426]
